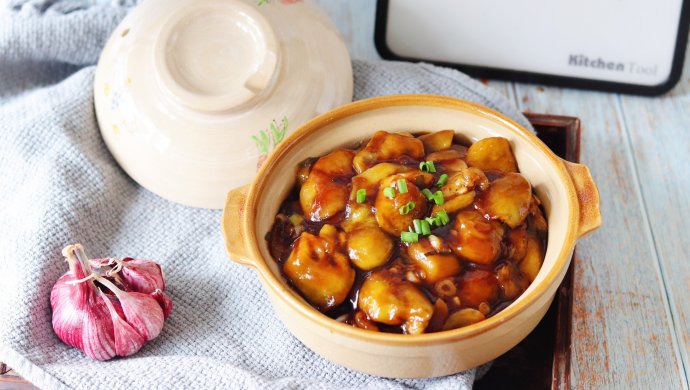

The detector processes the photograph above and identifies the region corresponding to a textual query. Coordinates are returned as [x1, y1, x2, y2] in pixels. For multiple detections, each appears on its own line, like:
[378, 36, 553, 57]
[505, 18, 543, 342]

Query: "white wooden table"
[314, 1, 690, 388]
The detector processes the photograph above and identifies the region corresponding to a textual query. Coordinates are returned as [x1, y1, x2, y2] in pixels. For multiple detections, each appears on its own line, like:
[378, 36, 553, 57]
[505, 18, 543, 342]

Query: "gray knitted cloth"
[0, 1, 532, 389]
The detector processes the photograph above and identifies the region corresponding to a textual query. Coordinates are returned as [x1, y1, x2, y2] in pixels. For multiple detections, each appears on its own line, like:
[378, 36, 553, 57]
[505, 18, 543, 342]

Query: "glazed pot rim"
[243, 94, 580, 346]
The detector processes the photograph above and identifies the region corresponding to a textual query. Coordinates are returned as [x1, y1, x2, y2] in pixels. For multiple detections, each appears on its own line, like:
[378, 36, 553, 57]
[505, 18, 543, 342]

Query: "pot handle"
[562, 160, 602, 238]
[221, 185, 255, 267]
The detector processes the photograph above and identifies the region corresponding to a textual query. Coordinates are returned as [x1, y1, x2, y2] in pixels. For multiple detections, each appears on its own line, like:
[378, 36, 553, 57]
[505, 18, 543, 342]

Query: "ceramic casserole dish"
[221, 94, 601, 378]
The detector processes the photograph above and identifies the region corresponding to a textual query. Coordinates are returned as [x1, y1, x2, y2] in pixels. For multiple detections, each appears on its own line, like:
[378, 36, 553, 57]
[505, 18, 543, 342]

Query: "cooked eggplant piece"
[431, 167, 488, 215]
[296, 157, 317, 186]
[432, 191, 475, 216]
[426, 298, 450, 333]
[407, 238, 462, 283]
[396, 170, 435, 189]
[478, 302, 491, 315]
[358, 271, 434, 335]
[374, 175, 428, 235]
[426, 149, 468, 173]
[506, 226, 528, 262]
[449, 210, 503, 265]
[418, 130, 454, 153]
[519, 235, 544, 282]
[300, 149, 356, 221]
[353, 310, 380, 331]
[457, 269, 499, 308]
[283, 226, 355, 311]
[350, 163, 409, 198]
[318, 223, 346, 246]
[496, 262, 529, 299]
[342, 202, 378, 232]
[442, 308, 486, 330]
[344, 163, 410, 231]
[528, 194, 548, 233]
[441, 167, 489, 198]
[466, 137, 518, 173]
[346, 226, 394, 271]
[353, 131, 425, 174]
[477, 172, 532, 228]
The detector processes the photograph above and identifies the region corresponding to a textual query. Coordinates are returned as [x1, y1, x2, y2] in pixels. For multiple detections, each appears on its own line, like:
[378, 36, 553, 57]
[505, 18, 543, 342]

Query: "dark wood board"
[0, 113, 581, 389]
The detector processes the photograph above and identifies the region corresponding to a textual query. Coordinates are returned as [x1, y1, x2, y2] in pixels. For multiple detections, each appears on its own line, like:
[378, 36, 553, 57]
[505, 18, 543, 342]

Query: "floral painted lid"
[94, 0, 353, 208]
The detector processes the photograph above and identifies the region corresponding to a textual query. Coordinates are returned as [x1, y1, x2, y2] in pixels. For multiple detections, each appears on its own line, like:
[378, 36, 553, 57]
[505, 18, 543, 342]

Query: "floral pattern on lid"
[93, 0, 352, 208]
[253, 116, 288, 170]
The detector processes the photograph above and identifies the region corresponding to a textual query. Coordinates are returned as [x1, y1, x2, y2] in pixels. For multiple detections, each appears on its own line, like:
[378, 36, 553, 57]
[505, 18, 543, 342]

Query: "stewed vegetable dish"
[267, 130, 547, 334]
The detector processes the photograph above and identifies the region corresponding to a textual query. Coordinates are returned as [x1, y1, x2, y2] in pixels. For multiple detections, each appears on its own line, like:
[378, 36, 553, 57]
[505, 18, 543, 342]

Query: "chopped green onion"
[412, 219, 432, 235]
[420, 219, 431, 235]
[401, 231, 419, 243]
[419, 161, 437, 173]
[436, 173, 449, 187]
[425, 217, 437, 227]
[435, 209, 450, 225]
[397, 179, 408, 194]
[356, 189, 366, 203]
[421, 188, 434, 200]
[399, 201, 416, 215]
[288, 214, 303, 226]
[383, 187, 396, 198]
[432, 191, 445, 205]
[413, 219, 423, 234]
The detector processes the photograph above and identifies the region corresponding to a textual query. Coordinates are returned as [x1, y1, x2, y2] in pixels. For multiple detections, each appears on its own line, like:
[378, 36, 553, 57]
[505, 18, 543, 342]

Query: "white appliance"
[375, 0, 689, 95]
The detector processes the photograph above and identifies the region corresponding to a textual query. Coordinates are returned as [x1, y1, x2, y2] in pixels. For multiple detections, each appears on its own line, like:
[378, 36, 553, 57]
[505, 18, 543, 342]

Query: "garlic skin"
[90, 257, 173, 318]
[117, 258, 166, 293]
[51, 245, 117, 361]
[97, 277, 164, 341]
[99, 291, 146, 356]
[151, 289, 173, 319]
[50, 244, 172, 361]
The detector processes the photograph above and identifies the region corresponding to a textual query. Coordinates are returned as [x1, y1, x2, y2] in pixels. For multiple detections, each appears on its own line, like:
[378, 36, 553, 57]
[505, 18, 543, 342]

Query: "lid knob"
[154, 0, 279, 112]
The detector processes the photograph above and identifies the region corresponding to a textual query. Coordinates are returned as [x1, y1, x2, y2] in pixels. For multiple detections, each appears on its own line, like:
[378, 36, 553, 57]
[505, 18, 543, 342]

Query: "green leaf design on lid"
[252, 116, 290, 170]
[270, 116, 288, 146]
[251, 130, 270, 156]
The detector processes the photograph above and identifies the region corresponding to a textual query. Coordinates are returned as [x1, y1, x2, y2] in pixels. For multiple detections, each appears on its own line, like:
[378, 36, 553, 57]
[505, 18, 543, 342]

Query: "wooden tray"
[0, 113, 580, 389]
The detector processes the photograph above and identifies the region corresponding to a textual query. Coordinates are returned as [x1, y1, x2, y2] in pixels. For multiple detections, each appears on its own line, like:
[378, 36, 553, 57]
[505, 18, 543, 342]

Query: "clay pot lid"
[94, 0, 353, 208]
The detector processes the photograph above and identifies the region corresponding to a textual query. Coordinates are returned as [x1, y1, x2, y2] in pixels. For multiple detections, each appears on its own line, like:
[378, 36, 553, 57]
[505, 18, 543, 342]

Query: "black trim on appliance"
[374, 0, 690, 96]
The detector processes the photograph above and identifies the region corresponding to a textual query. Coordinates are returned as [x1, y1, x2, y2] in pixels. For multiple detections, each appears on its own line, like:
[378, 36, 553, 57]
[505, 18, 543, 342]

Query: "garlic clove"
[50, 275, 85, 349]
[80, 305, 117, 361]
[52, 246, 117, 361]
[118, 291, 165, 341]
[89, 257, 167, 294]
[98, 277, 164, 341]
[120, 258, 166, 293]
[51, 280, 117, 361]
[150, 289, 173, 320]
[99, 290, 146, 356]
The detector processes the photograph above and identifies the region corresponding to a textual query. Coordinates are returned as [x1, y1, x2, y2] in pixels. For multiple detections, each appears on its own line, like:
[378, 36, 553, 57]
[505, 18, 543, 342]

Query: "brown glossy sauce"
[267, 131, 547, 334]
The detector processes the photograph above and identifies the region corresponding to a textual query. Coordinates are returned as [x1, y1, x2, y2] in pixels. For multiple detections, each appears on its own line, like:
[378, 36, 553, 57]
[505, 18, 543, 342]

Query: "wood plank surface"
[617, 46, 690, 385]
[512, 83, 688, 389]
